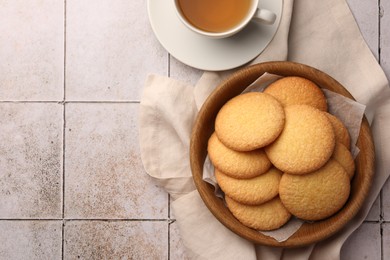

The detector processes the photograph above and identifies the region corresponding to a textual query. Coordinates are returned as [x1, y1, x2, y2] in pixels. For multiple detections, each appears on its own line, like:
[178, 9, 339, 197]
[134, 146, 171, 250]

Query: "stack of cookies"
[208, 76, 355, 231]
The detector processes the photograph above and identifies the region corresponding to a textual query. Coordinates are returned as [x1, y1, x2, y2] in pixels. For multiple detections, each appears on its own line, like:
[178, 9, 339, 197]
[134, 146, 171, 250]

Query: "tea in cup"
[174, 0, 277, 39]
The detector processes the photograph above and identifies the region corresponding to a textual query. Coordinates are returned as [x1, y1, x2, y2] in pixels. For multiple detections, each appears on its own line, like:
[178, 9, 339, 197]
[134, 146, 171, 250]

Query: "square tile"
[380, 0, 390, 81]
[340, 222, 381, 260]
[0, 0, 64, 101]
[346, 0, 379, 60]
[170, 221, 190, 260]
[64, 103, 168, 219]
[383, 223, 390, 260]
[382, 176, 390, 221]
[66, 0, 168, 101]
[0, 221, 62, 260]
[64, 220, 168, 259]
[0, 103, 63, 218]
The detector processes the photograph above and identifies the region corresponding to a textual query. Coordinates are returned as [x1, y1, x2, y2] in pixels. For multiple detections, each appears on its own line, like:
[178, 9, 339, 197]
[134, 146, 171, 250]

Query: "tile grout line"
[0, 101, 64, 103]
[168, 221, 171, 260]
[0, 218, 175, 221]
[363, 220, 390, 224]
[377, 1, 384, 258]
[380, 191, 384, 260]
[378, 2, 383, 260]
[0, 100, 141, 104]
[62, 104, 66, 260]
[62, 0, 67, 259]
[64, 219, 175, 222]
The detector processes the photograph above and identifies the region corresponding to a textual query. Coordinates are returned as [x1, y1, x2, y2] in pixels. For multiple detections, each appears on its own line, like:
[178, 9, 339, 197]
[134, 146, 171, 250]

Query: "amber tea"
[177, 0, 252, 33]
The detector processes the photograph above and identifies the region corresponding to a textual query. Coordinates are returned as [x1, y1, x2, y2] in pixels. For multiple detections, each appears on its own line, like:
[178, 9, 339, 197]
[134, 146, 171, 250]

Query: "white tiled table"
[0, 0, 389, 259]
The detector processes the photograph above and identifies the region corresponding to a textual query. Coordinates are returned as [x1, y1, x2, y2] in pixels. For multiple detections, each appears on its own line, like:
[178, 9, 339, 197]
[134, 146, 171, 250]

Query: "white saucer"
[147, 0, 283, 71]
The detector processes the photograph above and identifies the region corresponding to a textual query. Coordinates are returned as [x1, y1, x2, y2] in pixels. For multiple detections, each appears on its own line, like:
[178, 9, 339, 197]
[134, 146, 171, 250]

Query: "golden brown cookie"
[215, 167, 282, 205]
[325, 112, 351, 150]
[265, 105, 336, 174]
[264, 76, 328, 111]
[279, 159, 350, 221]
[225, 196, 291, 231]
[208, 132, 271, 179]
[332, 142, 355, 180]
[215, 92, 285, 151]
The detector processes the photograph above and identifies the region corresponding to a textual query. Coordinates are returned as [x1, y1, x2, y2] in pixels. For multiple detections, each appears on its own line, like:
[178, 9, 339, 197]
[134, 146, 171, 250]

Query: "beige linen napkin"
[140, 0, 390, 259]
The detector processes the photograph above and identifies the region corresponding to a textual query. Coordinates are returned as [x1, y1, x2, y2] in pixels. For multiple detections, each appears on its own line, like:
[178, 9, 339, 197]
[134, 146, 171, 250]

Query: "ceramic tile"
[0, 103, 63, 218]
[346, 0, 379, 60]
[64, 103, 168, 219]
[382, 176, 390, 221]
[383, 223, 390, 260]
[365, 194, 381, 221]
[0, 221, 62, 260]
[380, 0, 390, 80]
[340, 222, 381, 260]
[64, 220, 168, 259]
[0, 0, 64, 101]
[170, 221, 190, 260]
[169, 55, 203, 87]
[66, 0, 168, 101]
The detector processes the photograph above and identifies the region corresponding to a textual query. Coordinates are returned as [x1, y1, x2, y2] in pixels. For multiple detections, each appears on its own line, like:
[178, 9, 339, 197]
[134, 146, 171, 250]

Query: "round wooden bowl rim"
[190, 61, 375, 248]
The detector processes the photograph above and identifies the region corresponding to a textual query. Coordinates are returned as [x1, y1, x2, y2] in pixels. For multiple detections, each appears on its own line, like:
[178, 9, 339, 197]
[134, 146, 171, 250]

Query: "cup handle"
[253, 8, 277, 25]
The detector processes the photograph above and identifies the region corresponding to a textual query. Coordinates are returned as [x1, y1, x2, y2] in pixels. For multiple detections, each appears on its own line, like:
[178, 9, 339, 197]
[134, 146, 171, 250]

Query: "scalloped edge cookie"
[279, 159, 350, 221]
[225, 196, 291, 231]
[215, 92, 285, 151]
[264, 76, 328, 111]
[215, 167, 281, 205]
[208, 132, 271, 179]
[265, 105, 335, 174]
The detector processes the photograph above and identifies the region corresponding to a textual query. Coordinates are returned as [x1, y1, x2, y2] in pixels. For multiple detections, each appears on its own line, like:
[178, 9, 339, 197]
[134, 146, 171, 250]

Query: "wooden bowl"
[190, 61, 375, 247]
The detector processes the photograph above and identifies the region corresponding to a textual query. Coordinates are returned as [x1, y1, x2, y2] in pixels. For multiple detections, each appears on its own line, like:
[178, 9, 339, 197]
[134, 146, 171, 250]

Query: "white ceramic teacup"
[173, 0, 277, 39]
